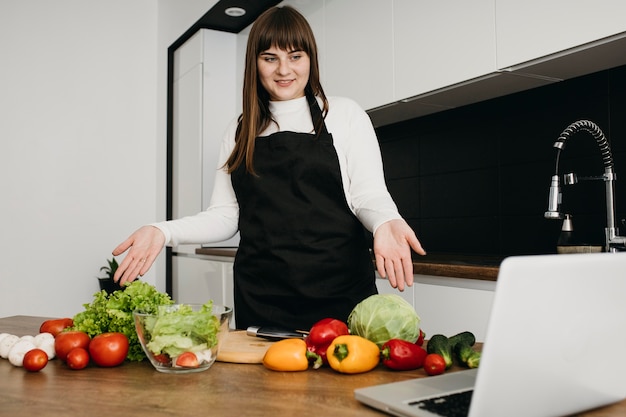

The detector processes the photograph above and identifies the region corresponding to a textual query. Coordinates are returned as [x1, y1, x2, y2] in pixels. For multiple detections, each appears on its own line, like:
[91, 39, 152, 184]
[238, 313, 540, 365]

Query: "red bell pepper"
[305, 318, 349, 368]
[416, 329, 425, 346]
[381, 339, 427, 371]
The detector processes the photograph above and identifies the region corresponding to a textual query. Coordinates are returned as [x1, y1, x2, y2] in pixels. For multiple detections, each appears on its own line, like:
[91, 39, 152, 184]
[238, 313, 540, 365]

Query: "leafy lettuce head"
[347, 294, 420, 347]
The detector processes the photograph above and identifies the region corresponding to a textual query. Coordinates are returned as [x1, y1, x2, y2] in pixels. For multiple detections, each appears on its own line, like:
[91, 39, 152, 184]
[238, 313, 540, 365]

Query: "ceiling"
[170, 0, 281, 51]
[197, 0, 281, 33]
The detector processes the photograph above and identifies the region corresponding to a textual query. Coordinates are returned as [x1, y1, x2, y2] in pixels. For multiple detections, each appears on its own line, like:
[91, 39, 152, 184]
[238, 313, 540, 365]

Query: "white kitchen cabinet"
[172, 31, 203, 256]
[376, 275, 414, 306]
[317, 0, 496, 111]
[411, 275, 495, 343]
[496, 0, 626, 70]
[172, 29, 239, 255]
[291, 0, 626, 126]
[172, 256, 236, 328]
[393, 0, 496, 102]
[322, 0, 394, 110]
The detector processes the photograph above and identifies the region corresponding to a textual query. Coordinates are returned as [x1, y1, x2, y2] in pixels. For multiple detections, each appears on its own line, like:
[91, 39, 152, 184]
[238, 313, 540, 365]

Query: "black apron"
[230, 96, 376, 330]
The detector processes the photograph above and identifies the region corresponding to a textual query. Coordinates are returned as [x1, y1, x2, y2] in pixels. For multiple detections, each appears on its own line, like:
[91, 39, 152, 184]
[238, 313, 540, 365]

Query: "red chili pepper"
[381, 339, 428, 371]
[305, 318, 349, 368]
[416, 329, 426, 346]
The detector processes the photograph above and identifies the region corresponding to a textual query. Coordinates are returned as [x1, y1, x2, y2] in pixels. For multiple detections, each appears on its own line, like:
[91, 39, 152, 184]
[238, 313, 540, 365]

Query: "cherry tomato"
[89, 332, 129, 367]
[175, 352, 199, 368]
[54, 331, 91, 361]
[39, 318, 74, 337]
[23, 348, 49, 372]
[153, 354, 171, 365]
[66, 347, 90, 370]
[424, 353, 446, 376]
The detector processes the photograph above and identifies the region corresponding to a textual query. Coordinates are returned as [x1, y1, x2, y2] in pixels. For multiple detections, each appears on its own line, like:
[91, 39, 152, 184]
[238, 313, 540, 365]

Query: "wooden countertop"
[195, 247, 502, 281]
[2, 315, 625, 417]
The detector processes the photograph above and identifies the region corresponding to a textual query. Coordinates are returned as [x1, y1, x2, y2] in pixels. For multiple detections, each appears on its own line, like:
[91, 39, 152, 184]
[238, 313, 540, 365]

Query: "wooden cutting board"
[216, 330, 276, 364]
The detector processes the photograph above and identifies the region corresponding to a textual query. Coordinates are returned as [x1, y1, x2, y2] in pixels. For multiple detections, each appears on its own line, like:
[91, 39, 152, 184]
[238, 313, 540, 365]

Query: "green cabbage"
[347, 294, 421, 347]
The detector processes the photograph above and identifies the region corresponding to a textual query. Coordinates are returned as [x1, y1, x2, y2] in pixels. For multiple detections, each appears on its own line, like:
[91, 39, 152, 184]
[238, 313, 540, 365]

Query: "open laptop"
[355, 252, 626, 417]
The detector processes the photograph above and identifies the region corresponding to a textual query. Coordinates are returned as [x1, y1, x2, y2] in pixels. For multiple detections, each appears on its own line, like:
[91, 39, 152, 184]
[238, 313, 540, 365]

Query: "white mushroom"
[34, 332, 54, 346]
[0, 334, 19, 358]
[35, 334, 56, 360]
[8, 339, 37, 367]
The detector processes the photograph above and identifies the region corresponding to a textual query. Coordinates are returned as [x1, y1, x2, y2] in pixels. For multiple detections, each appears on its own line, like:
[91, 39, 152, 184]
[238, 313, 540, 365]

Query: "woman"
[113, 6, 425, 330]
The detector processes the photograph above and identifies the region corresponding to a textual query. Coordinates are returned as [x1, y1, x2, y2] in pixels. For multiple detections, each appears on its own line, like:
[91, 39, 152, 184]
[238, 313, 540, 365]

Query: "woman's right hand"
[112, 225, 165, 285]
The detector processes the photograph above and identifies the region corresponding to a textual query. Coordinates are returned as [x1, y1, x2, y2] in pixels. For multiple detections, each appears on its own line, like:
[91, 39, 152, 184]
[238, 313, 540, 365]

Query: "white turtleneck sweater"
[153, 95, 402, 246]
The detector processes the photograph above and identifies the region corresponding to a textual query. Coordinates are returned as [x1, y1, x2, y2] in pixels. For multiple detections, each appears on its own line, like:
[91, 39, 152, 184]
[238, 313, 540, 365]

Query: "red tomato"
[153, 354, 171, 365]
[23, 348, 49, 372]
[39, 318, 74, 337]
[89, 332, 129, 367]
[424, 353, 446, 376]
[175, 352, 199, 368]
[54, 331, 91, 361]
[66, 347, 90, 370]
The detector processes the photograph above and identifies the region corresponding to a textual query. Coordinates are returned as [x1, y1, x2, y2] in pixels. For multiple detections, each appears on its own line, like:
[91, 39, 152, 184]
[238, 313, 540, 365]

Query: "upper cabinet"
[496, 0, 626, 69]
[322, 0, 394, 111]
[312, 0, 498, 121]
[279, 0, 626, 126]
[319, 0, 497, 114]
[393, 0, 496, 105]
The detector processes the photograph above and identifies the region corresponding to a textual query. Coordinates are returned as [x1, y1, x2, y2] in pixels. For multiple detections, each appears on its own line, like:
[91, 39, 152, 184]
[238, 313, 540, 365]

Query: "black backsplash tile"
[419, 216, 500, 255]
[420, 126, 499, 175]
[379, 135, 421, 179]
[499, 160, 554, 216]
[386, 176, 420, 218]
[420, 169, 499, 218]
[376, 64, 626, 256]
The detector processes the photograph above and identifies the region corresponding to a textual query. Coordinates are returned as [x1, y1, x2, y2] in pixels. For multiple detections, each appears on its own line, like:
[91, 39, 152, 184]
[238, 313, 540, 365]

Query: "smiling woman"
[257, 47, 310, 101]
[113, 4, 425, 332]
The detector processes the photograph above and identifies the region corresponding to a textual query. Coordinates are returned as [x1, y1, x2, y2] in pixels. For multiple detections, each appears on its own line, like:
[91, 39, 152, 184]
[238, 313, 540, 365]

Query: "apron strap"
[307, 94, 329, 137]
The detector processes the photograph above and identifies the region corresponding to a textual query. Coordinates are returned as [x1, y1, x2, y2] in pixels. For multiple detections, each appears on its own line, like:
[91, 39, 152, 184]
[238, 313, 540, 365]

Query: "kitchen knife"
[246, 326, 307, 341]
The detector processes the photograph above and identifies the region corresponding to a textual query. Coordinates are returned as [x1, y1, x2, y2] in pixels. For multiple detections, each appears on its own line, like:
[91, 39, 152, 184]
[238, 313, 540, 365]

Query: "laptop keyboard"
[408, 390, 473, 417]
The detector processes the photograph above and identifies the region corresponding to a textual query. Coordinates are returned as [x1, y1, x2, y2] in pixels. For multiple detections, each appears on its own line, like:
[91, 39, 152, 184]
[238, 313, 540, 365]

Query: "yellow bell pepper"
[262, 338, 313, 372]
[326, 335, 380, 374]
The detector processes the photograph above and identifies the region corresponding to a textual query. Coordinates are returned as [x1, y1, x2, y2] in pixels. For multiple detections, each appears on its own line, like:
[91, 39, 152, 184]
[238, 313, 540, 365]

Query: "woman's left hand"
[373, 219, 426, 291]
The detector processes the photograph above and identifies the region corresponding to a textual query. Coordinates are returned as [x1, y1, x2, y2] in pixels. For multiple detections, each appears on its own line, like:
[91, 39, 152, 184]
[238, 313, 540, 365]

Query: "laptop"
[355, 252, 626, 417]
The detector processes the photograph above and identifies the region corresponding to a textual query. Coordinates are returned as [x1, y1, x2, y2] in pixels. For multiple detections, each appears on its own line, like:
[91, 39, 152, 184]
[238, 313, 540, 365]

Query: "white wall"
[0, 0, 218, 318]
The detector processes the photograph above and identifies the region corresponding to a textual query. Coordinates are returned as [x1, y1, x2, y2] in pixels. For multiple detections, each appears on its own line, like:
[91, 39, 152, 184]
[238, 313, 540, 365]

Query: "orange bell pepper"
[262, 338, 317, 372]
[326, 335, 380, 374]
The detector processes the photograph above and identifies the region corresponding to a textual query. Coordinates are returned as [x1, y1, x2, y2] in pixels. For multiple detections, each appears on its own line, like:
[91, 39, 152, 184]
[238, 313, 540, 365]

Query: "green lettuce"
[144, 302, 219, 359]
[71, 281, 173, 361]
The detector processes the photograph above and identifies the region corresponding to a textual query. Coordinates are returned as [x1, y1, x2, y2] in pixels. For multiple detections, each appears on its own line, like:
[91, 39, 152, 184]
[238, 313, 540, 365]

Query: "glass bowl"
[133, 303, 232, 374]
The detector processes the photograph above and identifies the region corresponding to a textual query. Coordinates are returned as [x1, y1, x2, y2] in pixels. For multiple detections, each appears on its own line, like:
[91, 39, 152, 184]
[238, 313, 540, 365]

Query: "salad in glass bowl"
[133, 301, 232, 373]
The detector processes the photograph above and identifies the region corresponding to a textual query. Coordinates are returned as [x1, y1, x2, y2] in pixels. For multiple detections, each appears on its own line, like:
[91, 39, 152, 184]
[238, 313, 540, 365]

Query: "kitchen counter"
[195, 248, 501, 281]
[2, 315, 625, 417]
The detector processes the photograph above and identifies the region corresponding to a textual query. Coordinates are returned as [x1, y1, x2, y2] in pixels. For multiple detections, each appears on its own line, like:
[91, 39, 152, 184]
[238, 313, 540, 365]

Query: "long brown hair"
[225, 5, 329, 175]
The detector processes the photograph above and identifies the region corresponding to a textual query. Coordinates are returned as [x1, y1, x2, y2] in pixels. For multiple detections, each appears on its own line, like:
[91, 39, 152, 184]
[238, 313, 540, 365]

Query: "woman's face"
[257, 46, 310, 101]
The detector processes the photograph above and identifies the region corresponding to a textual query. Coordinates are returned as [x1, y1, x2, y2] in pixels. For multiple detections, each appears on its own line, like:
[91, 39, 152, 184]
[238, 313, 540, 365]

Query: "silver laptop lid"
[469, 252, 626, 417]
[355, 253, 626, 417]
